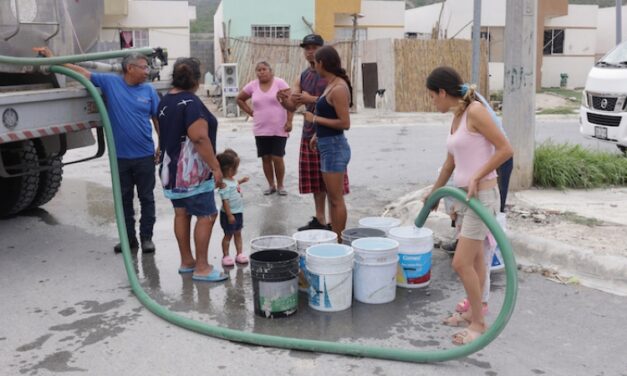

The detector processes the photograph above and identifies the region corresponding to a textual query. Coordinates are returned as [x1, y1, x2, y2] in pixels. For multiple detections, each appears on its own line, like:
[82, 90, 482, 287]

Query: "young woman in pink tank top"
[423, 67, 513, 345]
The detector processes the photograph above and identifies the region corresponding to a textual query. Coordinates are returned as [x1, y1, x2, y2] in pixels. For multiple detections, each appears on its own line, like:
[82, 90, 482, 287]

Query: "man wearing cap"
[277, 34, 349, 231]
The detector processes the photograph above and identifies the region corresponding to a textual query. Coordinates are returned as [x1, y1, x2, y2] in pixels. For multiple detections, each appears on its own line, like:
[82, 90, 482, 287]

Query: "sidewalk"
[386, 187, 627, 296]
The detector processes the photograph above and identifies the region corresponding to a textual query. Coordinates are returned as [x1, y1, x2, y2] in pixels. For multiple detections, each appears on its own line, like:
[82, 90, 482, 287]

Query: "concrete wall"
[101, 0, 192, 80]
[213, 2, 224, 71]
[315, 0, 361, 41]
[541, 56, 594, 89]
[489, 62, 504, 93]
[596, 6, 627, 58]
[191, 33, 214, 82]
[335, 1, 405, 40]
[360, 39, 396, 111]
[221, 0, 314, 40]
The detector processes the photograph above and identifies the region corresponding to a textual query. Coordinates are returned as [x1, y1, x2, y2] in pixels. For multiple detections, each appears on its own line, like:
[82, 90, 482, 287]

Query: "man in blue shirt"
[36, 48, 160, 254]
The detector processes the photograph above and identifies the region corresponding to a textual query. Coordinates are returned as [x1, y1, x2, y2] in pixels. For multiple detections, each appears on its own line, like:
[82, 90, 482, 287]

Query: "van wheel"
[618, 145, 626, 156]
[0, 140, 40, 217]
[29, 142, 63, 209]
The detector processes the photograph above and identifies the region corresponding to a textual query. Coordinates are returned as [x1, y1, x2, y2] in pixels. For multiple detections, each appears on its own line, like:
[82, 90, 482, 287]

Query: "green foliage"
[536, 106, 578, 115]
[534, 143, 627, 189]
[541, 87, 583, 103]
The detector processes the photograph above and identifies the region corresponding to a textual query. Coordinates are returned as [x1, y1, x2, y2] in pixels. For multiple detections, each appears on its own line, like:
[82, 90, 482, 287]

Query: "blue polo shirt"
[91, 73, 159, 159]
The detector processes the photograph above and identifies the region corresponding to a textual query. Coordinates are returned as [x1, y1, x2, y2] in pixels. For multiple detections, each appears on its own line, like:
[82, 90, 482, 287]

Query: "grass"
[562, 211, 603, 227]
[541, 87, 583, 103]
[534, 143, 627, 189]
[536, 106, 578, 115]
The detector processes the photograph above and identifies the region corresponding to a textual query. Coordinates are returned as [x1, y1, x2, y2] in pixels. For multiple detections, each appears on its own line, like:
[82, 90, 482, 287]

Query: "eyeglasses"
[131, 64, 150, 72]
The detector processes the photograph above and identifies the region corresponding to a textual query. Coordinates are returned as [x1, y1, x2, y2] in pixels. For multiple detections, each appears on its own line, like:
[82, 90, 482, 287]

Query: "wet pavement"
[1, 118, 626, 375]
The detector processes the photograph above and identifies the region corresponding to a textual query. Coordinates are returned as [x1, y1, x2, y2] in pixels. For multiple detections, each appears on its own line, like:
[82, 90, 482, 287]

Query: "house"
[596, 5, 627, 59]
[100, 0, 196, 80]
[405, 0, 598, 91]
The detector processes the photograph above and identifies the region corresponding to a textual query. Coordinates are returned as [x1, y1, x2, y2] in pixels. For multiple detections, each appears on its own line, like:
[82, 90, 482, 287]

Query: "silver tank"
[0, 0, 103, 63]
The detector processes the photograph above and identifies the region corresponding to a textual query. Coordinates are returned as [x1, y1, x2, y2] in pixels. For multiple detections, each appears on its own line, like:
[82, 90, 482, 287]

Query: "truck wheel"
[0, 140, 40, 217]
[29, 143, 63, 209]
[618, 145, 626, 156]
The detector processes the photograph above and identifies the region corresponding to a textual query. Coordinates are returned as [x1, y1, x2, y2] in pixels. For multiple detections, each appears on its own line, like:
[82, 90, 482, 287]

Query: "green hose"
[1, 51, 518, 363]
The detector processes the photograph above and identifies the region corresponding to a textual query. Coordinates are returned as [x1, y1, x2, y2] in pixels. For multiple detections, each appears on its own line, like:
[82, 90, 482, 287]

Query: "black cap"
[300, 34, 324, 48]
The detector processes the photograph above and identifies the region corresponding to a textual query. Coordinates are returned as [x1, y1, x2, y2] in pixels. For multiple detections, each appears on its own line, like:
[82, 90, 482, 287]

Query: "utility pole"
[617, 0, 622, 45]
[471, 0, 481, 91]
[503, 0, 537, 190]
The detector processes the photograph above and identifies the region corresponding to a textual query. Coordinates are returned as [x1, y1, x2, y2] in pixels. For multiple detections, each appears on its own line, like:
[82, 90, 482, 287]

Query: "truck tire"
[0, 141, 40, 217]
[29, 143, 63, 208]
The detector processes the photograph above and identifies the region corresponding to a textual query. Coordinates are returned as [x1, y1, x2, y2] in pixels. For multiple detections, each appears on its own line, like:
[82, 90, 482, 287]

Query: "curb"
[424, 214, 627, 296]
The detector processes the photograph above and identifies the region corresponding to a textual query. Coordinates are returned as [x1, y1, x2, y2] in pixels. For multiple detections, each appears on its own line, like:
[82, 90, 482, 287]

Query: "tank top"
[446, 108, 497, 188]
[314, 96, 343, 138]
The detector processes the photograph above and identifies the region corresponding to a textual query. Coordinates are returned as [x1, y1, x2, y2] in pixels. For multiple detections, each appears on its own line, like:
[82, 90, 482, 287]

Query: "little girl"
[217, 149, 249, 266]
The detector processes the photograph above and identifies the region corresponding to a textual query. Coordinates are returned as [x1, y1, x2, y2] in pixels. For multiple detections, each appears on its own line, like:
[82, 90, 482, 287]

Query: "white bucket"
[351, 237, 399, 304]
[250, 235, 297, 254]
[491, 213, 508, 272]
[305, 244, 354, 312]
[292, 230, 338, 292]
[358, 216, 401, 234]
[388, 226, 433, 288]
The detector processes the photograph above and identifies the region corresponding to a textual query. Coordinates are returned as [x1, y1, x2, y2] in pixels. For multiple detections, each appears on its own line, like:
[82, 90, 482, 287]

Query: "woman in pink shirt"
[423, 67, 513, 345]
[237, 62, 292, 195]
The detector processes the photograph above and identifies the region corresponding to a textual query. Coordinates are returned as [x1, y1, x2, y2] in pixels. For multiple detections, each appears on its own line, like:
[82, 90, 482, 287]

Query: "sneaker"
[114, 237, 139, 254]
[442, 240, 458, 255]
[297, 217, 329, 231]
[141, 238, 156, 254]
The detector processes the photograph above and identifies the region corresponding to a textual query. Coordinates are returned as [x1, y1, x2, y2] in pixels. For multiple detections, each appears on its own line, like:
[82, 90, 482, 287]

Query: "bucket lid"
[358, 216, 401, 229]
[292, 229, 337, 243]
[388, 225, 432, 240]
[351, 237, 399, 252]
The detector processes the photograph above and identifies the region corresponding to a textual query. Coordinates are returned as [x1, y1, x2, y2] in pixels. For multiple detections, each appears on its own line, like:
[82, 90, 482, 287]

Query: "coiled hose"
[1, 50, 517, 363]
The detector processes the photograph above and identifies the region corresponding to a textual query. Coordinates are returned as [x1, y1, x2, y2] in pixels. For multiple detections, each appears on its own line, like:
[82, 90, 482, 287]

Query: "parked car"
[580, 41, 627, 155]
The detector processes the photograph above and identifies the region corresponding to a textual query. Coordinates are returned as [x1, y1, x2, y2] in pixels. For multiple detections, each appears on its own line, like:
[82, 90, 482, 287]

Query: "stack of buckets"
[292, 230, 338, 292]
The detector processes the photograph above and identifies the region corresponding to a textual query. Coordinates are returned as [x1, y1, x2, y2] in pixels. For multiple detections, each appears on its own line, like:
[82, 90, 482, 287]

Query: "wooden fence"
[394, 39, 489, 112]
[221, 37, 354, 89]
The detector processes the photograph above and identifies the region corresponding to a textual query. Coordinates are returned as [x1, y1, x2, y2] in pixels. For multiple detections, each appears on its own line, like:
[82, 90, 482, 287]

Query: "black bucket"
[341, 227, 387, 245]
[250, 249, 299, 318]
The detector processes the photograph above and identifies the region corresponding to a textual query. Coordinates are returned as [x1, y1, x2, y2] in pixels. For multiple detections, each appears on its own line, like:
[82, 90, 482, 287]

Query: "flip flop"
[263, 187, 277, 195]
[442, 312, 470, 327]
[452, 328, 485, 345]
[192, 269, 228, 282]
[277, 188, 288, 196]
[178, 266, 195, 274]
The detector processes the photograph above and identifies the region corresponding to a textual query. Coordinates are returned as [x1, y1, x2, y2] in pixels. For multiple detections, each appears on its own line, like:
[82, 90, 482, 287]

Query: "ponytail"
[456, 83, 477, 117]
[333, 67, 354, 108]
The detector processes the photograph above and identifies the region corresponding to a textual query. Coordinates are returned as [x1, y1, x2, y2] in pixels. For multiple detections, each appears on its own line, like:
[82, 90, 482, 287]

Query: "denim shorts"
[171, 191, 217, 217]
[317, 134, 351, 173]
[220, 211, 243, 234]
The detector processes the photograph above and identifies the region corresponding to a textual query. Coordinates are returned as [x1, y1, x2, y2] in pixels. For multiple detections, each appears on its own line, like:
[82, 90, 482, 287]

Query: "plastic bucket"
[358, 216, 401, 234]
[292, 230, 338, 292]
[351, 237, 399, 304]
[250, 250, 299, 318]
[388, 226, 433, 288]
[341, 227, 386, 246]
[305, 244, 354, 312]
[250, 235, 296, 254]
[491, 213, 507, 272]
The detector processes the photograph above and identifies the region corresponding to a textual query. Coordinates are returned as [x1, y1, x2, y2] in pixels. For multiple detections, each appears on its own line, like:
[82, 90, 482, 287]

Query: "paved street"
[1, 115, 624, 375]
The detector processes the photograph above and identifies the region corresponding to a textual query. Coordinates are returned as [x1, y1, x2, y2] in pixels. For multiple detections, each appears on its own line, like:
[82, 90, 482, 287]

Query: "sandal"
[235, 253, 249, 264]
[277, 188, 288, 196]
[442, 312, 470, 327]
[455, 298, 489, 315]
[263, 187, 277, 195]
[452, 328, 484, 345]
[222, 255, 235, 267]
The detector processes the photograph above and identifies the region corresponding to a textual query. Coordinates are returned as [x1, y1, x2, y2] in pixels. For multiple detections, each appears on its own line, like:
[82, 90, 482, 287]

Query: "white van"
[580, 42, 627, 154]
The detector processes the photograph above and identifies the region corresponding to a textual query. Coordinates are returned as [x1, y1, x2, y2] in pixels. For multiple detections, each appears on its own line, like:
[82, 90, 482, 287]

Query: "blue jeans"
[171, 191, 217, 217]
[317, 134, 351, 173]
[118, 156, 156, 240]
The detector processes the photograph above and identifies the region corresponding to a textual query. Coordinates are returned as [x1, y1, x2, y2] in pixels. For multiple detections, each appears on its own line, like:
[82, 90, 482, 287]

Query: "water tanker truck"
[0, 0, 166, 216]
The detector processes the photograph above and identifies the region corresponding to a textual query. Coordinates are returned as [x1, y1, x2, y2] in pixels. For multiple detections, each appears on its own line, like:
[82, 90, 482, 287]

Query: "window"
[543, 29, 564, 55]
[251, 25, 290, 39]
[120, 29, 149, 49]
[334, 27, 367, 41]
